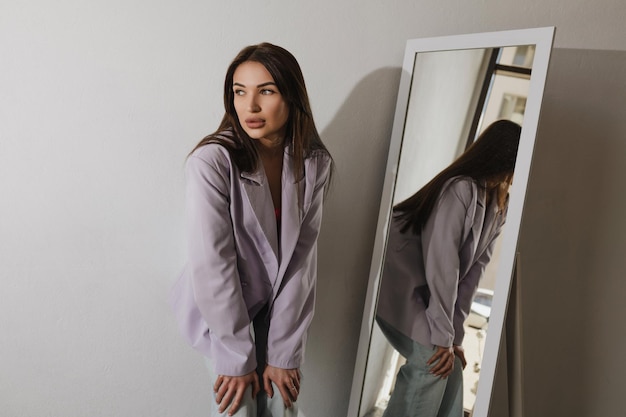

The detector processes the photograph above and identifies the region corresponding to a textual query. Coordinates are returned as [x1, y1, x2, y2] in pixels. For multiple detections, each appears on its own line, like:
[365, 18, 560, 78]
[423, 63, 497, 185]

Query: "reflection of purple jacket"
[377, 176, 505, 349]
[169, 141, 331, 377]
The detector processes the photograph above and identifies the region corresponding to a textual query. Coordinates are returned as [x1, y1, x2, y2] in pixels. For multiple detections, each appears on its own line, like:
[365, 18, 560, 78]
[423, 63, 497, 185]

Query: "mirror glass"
[348, 28, 555, 417]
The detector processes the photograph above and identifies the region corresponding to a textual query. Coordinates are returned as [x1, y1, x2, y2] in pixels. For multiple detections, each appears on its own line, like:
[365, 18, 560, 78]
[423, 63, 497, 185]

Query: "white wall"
[394, 48, 486, 203]
[516, 47, 626, 417]
[2, 1, 625, 416]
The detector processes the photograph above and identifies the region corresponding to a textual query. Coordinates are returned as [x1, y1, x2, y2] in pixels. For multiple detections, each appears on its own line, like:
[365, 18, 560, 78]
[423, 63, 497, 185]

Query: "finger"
[283, 376, 298, 402]
[215, 379, 229, 404]
[213, 375, 224, 393]
[431, 355, 453, 376]
[429, 355, 447, 374]
[426, 351, 442, 366]
[217, 384, 235, 414]
[444, 355, 455, 374]
[263, 373, 273, 398]
[456, 353, 466, 369]
[431, 363, 447, 375]
[251, 374, 260, 399]
[439, 360, 454, 378]
[291, 372, 301, 392]
[428, 348, 449, 366]
[294, 370, 302, 386]
[442, 357, 455, 377]
[277, 383, 292, 408]
[276, 376, 294, 407]
[227, 385, 245, 416]
[440, 356, 455, 377]
[289, 381, 299, 402]
[433, 365, 451, 377]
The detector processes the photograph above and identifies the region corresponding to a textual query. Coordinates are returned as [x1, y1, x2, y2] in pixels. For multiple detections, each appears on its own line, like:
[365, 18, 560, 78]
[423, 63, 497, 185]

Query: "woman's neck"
[256, 136, 284, 157]
[256, 140, 284, 212]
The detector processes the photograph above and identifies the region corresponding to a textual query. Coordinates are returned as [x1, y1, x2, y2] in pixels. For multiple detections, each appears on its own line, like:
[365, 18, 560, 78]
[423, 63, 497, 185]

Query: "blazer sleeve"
[185, 147, 256, 376]
[452, 212, 505, 345]
[421, 178, 474, 348]
[265, 153, 331, 369]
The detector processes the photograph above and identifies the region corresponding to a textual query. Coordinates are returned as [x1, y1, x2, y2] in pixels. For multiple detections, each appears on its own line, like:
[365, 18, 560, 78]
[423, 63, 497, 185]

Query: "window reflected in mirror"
[477, 46, 534, 133]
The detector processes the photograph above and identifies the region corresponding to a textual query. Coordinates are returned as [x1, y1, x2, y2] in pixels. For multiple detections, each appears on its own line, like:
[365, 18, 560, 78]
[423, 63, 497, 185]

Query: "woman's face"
[232, 61, 290, 148]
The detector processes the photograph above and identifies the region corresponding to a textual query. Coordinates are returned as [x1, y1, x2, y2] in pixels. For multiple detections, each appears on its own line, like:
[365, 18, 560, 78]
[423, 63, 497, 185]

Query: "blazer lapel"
[241, 146, 307, 295]
[277, 148, 302, 281]
[476, 193, 501, 256]
[241, 169, 280, 261]
[470, 184, 487, 256]
[473, 186, 503, 258]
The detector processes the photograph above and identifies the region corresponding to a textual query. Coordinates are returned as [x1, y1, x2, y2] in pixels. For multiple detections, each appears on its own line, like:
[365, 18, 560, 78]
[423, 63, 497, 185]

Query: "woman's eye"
[234, 89, 245, 96]
[260, 89, 275, 95]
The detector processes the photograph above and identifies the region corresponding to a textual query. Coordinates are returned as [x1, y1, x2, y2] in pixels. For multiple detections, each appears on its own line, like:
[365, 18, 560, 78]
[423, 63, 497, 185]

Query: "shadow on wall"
[298, 67, 401, 417]
[518, 48, 626, 417]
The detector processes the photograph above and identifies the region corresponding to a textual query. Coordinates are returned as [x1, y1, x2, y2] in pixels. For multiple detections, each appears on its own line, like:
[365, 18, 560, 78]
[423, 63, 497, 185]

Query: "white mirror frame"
[348, 27, 555, 417]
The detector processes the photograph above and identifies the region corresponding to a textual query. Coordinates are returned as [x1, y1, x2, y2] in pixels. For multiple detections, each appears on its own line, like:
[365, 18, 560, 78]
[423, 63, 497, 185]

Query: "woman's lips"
[245, 118, 265, 129]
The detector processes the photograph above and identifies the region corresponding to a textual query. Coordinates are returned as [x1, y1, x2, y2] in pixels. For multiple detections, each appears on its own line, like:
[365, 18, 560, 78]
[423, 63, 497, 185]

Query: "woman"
[169, 43, 333, 417]
[376, 120, 521, 417]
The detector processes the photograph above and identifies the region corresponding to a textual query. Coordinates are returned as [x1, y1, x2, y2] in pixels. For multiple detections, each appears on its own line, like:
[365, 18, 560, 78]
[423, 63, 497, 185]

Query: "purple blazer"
[377, 176, 506, 349]
[169, 140, 331, 376]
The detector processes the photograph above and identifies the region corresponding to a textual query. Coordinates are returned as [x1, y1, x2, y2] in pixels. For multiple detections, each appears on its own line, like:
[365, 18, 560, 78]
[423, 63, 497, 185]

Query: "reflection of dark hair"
[394, 119, 522, 234]
[190, 42, 332, 185]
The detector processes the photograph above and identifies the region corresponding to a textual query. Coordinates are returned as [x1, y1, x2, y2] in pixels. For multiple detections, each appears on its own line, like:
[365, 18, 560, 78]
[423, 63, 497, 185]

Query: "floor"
[362, 406, 384, 417]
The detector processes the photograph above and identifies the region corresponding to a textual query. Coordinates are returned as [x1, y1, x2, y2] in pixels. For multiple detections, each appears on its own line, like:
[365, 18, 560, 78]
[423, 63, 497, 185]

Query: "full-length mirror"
[348, 28, 554, 417]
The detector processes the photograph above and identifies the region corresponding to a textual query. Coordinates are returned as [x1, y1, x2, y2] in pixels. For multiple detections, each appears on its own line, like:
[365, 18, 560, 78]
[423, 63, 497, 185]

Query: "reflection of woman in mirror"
[169, 43, 333, 417]
[376, 120, 521, 417]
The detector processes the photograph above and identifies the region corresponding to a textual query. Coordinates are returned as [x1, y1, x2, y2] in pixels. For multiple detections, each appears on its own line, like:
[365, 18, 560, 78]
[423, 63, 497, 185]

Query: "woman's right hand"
[453, 345, 467, 369]
[214, 371, 260, 416]
[427, 345, 455, 378]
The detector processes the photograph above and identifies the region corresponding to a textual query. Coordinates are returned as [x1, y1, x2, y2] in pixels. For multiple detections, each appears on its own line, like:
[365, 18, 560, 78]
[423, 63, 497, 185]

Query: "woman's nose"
[247, 95, 261, 112]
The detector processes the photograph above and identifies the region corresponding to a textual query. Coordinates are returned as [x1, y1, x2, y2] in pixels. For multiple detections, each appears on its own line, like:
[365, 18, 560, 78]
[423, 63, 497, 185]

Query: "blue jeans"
[377, 317, 463, 417]
[204, 305, 298, 417]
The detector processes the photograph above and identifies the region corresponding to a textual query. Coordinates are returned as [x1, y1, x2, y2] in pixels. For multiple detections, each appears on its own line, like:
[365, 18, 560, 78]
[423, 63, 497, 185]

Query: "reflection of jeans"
[204, 305, 298, 417]
[377, 317, 463, 417]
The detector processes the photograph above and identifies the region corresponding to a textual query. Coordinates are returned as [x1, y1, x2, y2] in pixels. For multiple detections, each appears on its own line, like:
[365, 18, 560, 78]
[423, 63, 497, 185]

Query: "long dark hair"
[191, 42, 332, 185]
[395, 119, 522, 234]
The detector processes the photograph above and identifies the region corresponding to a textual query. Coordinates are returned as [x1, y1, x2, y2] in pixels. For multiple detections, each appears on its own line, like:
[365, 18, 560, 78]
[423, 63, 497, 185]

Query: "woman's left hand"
[427, 345, 455, 378]
[262, 365, 301, 408]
